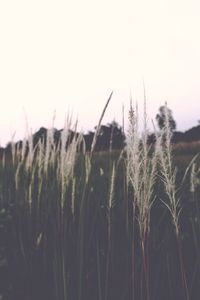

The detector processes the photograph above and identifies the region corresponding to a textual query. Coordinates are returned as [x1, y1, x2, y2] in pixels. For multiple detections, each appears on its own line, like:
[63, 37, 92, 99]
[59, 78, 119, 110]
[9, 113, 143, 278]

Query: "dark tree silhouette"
[107, 120, 125, 150]
[1, 122, 125, 157]
[91, 121, 125, 152]
[156, 104, 176, 131]
[80, 121, 125, 152]
[84, 131, 94, 151]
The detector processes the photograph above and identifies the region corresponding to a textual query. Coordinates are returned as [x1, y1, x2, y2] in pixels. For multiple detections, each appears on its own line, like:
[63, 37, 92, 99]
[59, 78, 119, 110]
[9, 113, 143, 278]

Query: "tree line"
[0, 105, 200, 160]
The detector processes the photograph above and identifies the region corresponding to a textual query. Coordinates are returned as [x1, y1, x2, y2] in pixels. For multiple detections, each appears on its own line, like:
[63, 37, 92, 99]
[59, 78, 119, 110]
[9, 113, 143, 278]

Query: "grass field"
[0, 106, 200, 300]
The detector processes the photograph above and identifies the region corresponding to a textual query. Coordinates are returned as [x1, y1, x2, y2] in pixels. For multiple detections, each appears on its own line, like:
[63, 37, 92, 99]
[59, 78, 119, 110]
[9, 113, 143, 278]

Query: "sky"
[0, 0, 200, 146]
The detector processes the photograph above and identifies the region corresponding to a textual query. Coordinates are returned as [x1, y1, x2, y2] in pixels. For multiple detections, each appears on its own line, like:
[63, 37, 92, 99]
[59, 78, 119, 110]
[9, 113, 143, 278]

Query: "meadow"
[0, 103, 200, 300]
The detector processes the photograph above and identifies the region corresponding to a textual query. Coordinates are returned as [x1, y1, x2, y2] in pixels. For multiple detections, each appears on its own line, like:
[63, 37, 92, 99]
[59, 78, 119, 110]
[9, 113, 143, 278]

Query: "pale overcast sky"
[0, 0, 200, 146]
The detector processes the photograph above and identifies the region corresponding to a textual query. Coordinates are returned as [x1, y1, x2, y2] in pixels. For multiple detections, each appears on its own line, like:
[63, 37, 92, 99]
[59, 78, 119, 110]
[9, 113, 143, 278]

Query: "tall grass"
[1, 98, 200, 300]
[157, 104, 190, 300]
[126, 99, 160, 300]
[16, 123, 81, 300]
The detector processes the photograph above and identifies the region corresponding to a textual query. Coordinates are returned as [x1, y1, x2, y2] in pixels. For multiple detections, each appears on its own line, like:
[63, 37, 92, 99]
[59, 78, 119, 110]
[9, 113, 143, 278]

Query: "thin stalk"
[97, 239, 103, 300]
[176, 234, 189, 300]
[140, 236, 150, 300]
[105, 162, 115, 300]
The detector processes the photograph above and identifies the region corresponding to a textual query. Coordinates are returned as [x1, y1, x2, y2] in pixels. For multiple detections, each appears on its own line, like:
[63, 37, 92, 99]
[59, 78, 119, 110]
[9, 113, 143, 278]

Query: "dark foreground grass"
[0, 149, 200, 300]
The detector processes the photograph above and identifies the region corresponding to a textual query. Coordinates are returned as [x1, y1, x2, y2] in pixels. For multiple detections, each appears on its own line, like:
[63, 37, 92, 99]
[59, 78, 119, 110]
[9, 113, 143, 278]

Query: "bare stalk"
[90, 91, 113, 156]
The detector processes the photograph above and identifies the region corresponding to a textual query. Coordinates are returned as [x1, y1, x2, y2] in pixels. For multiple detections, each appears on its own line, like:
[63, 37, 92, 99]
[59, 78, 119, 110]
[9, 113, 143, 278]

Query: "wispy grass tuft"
[158, 103, 189, 300]
[127, 97, 159, 300]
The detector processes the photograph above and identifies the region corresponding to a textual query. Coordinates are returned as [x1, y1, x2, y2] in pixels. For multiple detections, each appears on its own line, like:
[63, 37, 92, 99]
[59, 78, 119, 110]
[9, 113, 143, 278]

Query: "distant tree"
[107, 120, 125, 151]
[156, 104, 176, 131]
[84, 131, 94, 151]
[93, 121, 125, 151]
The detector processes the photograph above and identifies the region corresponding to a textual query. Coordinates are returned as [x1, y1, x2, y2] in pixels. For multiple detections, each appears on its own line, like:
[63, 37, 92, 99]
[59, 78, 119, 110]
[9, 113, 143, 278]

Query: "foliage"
[156, 104, 176, 131]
